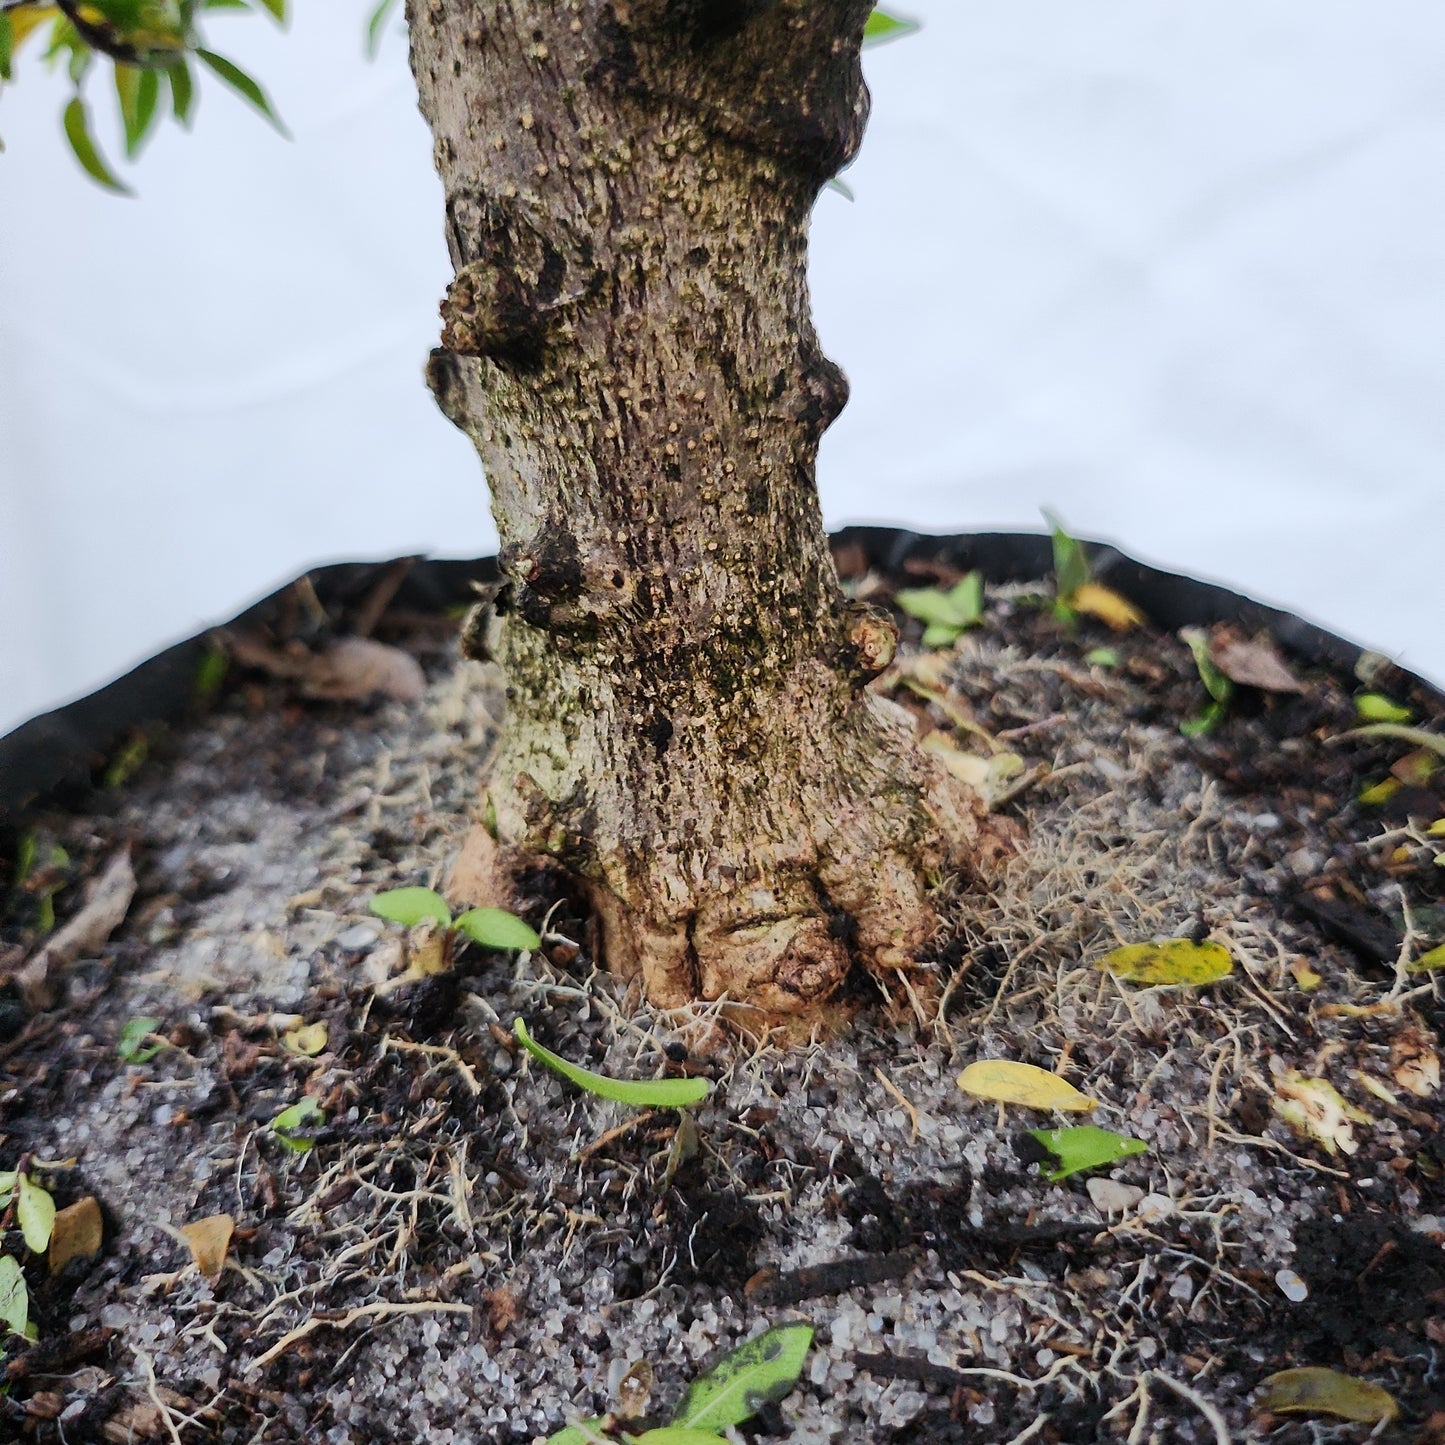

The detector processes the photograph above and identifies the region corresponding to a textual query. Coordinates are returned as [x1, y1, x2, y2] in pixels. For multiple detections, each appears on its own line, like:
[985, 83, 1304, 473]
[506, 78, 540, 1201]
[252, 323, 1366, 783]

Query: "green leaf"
[1084, 647, 1120, 668]
[117, 1015, 164, 1064]
[1178, 628, 1233, 705]
[115, 63, 160, 156]
[513, 1019, 712, 1108]
[63, 96, 132, 194]
[863, 9, 920, 46]
[0, 15, 14, 82]
[1096, 939, 1233, 988]
[826, 175, 855, 201]
[194, 48, 288, 134]
[17, 1174, 56, 1254]
[545, 1424, 616, 1445]
[920, 622, 963, 648]
[637, 1433, 737, 1444]
[0, 1170, 15, 1208]
[672, 1322, 814, 1432]
[247, 0, 287, 21]
[1180, 697, 1228, 738]
[1028, 1125, 1147, 1181]
[895, 572, 983, 632]
[270, 1096, 325, 1152]
[370, 887, 452, 929]
[1343, 723, 1445, 760]
[1407, 942, 1445, 975]
[453, 907, 541, 952]
[166, 59, 194, 124]
[1356, 693, 1412, 725]
[0, 1255, 28, 1336]
[1044, 510, 1089, 601]
[366, 0, 400, 58]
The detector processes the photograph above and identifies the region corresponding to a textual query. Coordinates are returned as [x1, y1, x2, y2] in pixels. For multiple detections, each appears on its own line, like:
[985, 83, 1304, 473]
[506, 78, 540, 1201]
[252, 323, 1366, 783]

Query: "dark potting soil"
[0, 539, 1442, 1444]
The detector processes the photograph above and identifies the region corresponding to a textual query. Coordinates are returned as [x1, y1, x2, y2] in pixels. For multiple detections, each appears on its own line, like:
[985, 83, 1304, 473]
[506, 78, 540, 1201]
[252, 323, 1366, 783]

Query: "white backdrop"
[2, 2, 1443, 738]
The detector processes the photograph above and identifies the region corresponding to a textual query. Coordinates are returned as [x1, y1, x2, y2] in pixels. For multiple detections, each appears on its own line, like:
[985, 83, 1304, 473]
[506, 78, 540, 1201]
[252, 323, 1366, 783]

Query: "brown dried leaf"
[483, 1285, 520, 1338]
[1391, 1029, 1441, 1098]
[300, 637, 426, 702]
[445, 824, 503, 910]
[180, 1213, 234, 1277]
[1208, 630, 1303, 694]
[48, 1196, 104, 1276]
[11, 850, 136, 1011]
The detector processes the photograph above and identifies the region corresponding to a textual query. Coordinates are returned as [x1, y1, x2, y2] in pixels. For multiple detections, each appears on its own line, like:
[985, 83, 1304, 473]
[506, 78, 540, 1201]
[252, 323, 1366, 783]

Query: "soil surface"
[2, 547, 1443, 1444]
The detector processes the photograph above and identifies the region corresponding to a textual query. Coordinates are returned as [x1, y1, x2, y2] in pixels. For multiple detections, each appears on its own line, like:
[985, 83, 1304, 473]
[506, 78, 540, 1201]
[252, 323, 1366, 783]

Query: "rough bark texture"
[409, 0, 988, 1017]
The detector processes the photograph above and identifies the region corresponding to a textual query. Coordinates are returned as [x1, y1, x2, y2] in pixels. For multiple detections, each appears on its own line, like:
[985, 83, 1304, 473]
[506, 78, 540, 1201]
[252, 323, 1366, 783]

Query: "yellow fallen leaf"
[283, 1022, 329, 1057]
[48, 1196, 103, 1276]
[1096, 939, 1233, 988]
[1070, 582, 1145, 631]
[180, 1213, 235, 1277]
[1355, 1072, 1397, 1105]
[1428, 817, 1445, 837]
[1272, 1072, 1370, 1155]
[1288, 958, 1322, 992]
[405, 926, 450, 979]
[1408, 941, 1445, 975]
[921, 734, 1024, 805]
[1256, 1367, 1398, 1424]
[957, 1060, 1095, 1113]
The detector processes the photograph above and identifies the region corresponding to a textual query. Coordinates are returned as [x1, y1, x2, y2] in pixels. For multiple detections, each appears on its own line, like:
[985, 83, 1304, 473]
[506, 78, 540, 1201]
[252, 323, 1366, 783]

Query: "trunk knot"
[439, 260, 551, 366]
[840, 601, 898, 681]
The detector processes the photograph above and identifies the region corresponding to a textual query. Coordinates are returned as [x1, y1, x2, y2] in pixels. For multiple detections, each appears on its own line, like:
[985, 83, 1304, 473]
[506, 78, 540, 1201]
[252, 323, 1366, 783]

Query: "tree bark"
[409, 0, 989, 1018]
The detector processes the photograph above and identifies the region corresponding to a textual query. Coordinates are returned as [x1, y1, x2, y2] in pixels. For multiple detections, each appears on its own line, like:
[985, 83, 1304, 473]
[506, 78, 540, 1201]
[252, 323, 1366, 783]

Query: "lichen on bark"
[408, 0, 995, 1017]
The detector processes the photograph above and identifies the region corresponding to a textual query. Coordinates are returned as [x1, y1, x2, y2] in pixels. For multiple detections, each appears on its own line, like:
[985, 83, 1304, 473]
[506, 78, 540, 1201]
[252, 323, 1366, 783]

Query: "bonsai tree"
[1, 0, 1002, 1017]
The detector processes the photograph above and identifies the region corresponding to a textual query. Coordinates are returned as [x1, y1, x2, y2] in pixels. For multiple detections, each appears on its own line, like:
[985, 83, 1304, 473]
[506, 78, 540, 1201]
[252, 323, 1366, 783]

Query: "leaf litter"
[0, 549, 1442, 1442]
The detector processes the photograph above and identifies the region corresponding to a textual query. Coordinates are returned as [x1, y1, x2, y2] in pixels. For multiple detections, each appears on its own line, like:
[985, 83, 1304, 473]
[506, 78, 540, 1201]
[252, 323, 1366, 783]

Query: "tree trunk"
[409, 0, 990, 1018]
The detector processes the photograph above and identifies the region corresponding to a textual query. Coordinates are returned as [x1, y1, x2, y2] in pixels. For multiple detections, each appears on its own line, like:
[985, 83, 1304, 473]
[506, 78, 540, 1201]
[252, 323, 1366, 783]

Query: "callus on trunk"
[409, 0, 997, 1017]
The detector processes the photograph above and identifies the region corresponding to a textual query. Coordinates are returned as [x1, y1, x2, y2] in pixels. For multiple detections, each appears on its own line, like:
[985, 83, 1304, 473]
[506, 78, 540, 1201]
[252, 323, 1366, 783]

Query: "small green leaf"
[0, 1255, 28, 1336]
[545, 1423, 616, 1445]
[1180, 628, 1234, 705]
[366, 0, 401, 57]
[167, 60, 194, 124]
[453, 907, 541, 952]
[1357, 777, 1400, 806]
[1096, 939, 1233, 988]
[1084, 647, 1120, 668]
[1180, 698, 1229, 738]
[194, 647, 227, 706]
[0, 15, 14, 82]
[370, 887, 452, 929]
[920, 621, 963, 648]
[895, 572, 983, 633]
[63, 96, 132, 194]
[637, 1433, 738, 1444]
[1044, 510, 1090, 601]
[672, 1322, 813, 1432]
[863, 9, 920, 46]
[826, 175, 855, 201]
[17, 1175, 56, 1254]
[1407, 942, 1445, 975]
[0, 1170, 15, 1207]
[1343, 723, 1445, 760]
[270, 1096, 325, 1152]
[194, 48, 288, 134]
[248, 0, 287, 22]
[513, 1019, 712, 1108]
[115, 64, 159, 156]
[1028, 1125, 1147, 1181]
[1356, 693, 1412, 724]
[117, 1016, 164, 1064]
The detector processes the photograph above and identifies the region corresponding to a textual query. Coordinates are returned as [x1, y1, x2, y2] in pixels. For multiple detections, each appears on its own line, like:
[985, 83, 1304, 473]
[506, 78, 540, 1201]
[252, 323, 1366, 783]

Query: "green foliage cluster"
[0, 0, 286, 190]
[3, 4, 917, 190]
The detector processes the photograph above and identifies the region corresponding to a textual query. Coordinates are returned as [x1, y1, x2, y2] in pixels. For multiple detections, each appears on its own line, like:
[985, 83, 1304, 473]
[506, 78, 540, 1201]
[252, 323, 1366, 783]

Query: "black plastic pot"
[1, 528, 1439, 828]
